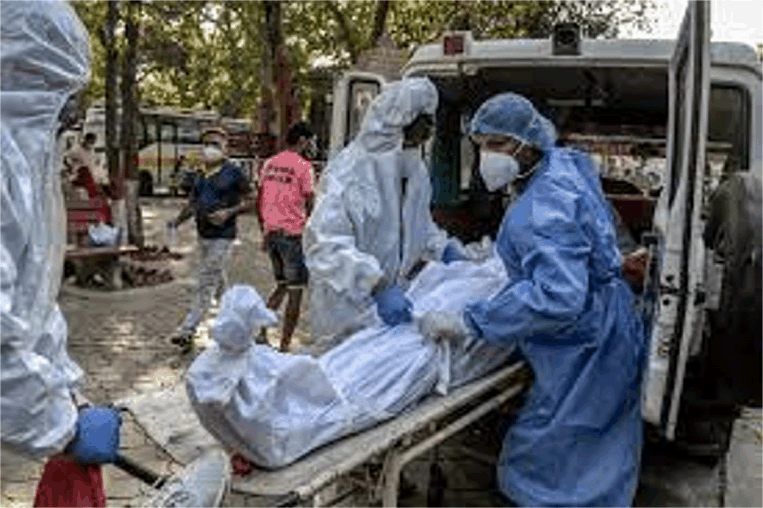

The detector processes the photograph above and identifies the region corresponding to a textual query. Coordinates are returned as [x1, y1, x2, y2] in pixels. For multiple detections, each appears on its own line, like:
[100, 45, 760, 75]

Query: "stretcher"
[122, 362, 529, 507]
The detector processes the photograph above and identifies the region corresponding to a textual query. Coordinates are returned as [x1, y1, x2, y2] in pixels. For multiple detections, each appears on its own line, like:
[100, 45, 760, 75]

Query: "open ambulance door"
[328, 71, 389, 160]
[642, 0, 711, 440]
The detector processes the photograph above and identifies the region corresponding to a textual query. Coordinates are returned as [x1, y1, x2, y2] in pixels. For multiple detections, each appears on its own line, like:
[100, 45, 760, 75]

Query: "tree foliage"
[71, 0, 658, 119]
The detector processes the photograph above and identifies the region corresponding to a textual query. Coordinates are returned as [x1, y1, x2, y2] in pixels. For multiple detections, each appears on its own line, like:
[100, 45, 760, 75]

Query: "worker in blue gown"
[421, 92, 646, 506]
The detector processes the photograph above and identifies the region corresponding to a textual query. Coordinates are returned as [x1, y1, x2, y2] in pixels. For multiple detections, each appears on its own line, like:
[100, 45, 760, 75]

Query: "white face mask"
[479, 150, 520, 191]
[202, 146, 224, 164]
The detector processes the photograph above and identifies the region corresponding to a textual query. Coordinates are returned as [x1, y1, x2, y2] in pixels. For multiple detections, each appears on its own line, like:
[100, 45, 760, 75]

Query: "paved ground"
[2, 197, 760, 507]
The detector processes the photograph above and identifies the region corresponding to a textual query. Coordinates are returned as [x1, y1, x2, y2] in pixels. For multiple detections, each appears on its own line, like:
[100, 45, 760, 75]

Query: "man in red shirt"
[256, 122, 316, 352]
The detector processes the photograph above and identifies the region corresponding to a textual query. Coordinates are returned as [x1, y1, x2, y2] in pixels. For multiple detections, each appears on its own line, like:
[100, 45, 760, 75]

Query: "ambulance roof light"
[443, 31, 473, 57]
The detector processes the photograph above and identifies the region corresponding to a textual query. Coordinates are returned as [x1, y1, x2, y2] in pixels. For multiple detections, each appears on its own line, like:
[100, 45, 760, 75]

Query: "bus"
[82, 102, 256, 195]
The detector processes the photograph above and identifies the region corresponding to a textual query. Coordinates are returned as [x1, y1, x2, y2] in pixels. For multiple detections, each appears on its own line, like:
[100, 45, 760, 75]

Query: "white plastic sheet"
[186, 255, 515, 469]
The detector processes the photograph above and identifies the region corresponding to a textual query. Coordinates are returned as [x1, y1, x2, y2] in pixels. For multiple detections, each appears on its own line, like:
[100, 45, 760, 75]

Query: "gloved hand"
[418, 311, 472, 343]
[68, 405, 122, 464]
[373, 285, 413, 326]
[442, 244, 468, 264]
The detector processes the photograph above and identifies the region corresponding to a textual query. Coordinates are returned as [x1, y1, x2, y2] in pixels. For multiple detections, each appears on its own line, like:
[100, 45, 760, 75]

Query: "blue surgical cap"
[469, 92, 558, 152]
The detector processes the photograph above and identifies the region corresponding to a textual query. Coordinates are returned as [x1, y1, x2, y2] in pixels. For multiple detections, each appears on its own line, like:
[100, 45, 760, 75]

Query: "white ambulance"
[328, 2, 761, 453]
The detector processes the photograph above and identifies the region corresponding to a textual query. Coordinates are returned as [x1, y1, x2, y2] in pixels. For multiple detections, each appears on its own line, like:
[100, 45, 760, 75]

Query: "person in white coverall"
[0, 2, 229, 506]
[303, 77, 469, 352]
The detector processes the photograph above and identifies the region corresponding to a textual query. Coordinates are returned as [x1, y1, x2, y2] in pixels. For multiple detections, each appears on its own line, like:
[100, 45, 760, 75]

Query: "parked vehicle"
[82, 105, 256, 196]
[329, 1, 761, 455]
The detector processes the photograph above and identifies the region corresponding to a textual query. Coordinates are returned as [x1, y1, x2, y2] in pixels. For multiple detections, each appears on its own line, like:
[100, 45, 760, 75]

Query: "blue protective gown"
[464, 148, 646, 507]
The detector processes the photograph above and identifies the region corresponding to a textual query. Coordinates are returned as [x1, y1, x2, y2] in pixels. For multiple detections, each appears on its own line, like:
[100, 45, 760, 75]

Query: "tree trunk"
[105, 0, 128, 247]
[371, 0, 391, 44]
[121, 0, 144, 247]
[325, 1, 359, 64]
[105, 0, 119, 191]
[258, 1, 282, 146]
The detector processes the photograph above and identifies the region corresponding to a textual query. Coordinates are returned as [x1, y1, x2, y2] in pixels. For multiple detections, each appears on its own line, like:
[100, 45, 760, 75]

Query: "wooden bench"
[66, 197, 111, 246]
[65, 198, 136, 289]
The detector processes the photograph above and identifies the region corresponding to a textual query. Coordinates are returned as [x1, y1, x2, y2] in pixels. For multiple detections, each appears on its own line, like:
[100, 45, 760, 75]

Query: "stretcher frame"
[227, 362, 530, 507]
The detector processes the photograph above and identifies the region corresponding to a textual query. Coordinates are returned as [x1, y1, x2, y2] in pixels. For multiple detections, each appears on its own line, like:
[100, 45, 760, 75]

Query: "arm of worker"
[423, 203, 470, 264]
[1, 346, 79, 459]
[0, 227, 76, 458]
[1, 246, 120, 463]
[303, 170, 385, 305]
[463, 180, 592, 345]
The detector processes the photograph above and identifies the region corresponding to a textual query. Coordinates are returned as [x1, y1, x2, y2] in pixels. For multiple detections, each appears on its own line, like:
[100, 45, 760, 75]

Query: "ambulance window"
[346, 80, 380, 146]
[668, 47, 689, 207]
[707, 85, 750, 181]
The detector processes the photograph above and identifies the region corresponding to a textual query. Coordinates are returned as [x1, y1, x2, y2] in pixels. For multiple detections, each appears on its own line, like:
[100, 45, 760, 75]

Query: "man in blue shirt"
[169, 126, 253, 350]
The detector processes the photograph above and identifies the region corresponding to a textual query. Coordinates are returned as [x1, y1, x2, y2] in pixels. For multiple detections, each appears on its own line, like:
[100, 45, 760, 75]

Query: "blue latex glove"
[373, 285, 413, 326]
[69, 405, 122, 464]
[442, 244, 467, 264]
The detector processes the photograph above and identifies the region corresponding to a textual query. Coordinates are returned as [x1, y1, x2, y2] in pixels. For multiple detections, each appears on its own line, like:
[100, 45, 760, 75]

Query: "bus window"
[177, 118, 201, 144]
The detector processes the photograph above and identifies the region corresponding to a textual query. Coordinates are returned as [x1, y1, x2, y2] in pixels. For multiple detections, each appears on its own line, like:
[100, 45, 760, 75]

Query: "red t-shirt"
[258, 150, 314, 236]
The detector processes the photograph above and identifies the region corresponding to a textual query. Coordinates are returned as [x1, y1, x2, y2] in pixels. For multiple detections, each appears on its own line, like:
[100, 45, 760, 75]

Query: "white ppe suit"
[1, 0, 90, 459]
[304, 77, 461, 350]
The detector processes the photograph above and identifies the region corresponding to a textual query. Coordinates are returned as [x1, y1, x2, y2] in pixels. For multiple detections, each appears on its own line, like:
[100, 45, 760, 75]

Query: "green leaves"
[72, 0, 658, 119]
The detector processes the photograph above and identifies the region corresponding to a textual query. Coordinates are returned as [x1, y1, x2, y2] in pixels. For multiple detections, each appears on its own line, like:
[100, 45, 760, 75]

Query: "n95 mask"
[479, 150, 520, 191]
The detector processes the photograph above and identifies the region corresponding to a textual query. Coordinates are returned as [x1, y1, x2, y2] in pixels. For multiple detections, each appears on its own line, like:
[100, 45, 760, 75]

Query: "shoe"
[139, 448, 231, 507]
[170, 330, 193, 347]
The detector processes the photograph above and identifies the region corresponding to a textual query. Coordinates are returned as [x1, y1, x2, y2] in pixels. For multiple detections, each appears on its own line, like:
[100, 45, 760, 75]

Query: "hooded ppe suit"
[1, 0, 91, 459]
[304, 78, 461, 350]
[464, 93, 646, 507]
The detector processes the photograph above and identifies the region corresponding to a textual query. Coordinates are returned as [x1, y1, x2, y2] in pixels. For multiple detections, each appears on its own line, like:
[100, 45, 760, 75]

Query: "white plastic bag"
[186, 255, 516, 468]
[87, 222, 119, 246]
